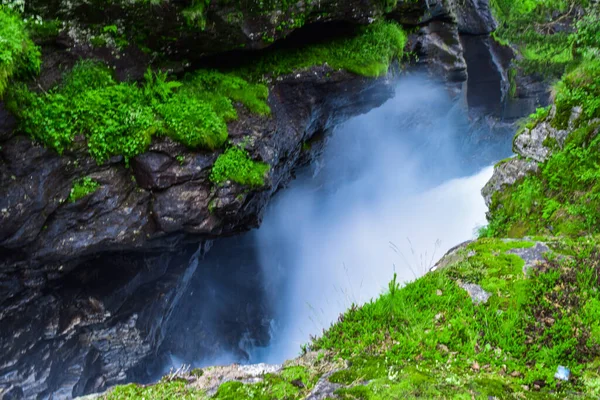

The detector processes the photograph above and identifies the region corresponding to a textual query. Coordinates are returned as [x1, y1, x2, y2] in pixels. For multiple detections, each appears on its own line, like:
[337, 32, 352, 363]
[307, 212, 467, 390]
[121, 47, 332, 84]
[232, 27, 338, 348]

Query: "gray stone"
[513, 121, 569, 162]
[459, 282, 492, 304]
[482, 157, 539, 207]
[507, 241, 550, 274]
[306, 371, 344, 400]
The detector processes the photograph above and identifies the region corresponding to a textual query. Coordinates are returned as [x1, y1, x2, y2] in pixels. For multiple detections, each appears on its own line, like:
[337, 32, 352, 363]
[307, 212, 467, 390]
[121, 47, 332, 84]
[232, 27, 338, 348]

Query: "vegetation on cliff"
[68, 176, 101, 202]
[5, 16, 404, 186]
[484, 0, 600, 237]
[0, 6, 40, 97]
[236, 21, 406, 80]
[210, 146, 270, 188]
[6, 62, 270, 163]
[489, 0, 596, 76]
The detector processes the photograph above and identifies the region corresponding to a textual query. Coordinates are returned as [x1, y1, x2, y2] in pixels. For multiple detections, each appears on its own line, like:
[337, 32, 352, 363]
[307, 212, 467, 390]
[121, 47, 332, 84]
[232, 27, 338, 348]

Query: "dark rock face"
[27, 0, 392, 59]
[0, 66, 396, 398]
[0, 245, 206, 399]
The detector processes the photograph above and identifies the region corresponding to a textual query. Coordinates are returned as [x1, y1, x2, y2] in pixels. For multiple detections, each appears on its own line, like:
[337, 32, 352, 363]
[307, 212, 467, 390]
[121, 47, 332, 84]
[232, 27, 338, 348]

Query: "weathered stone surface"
[459, 282, 491, 304]
[452, 0, 497, 34]
[481, 157, 540, 207]
[507, 241, 551, 274]
[513, 122, 569, 163]
[417, 20, 468, 94]
[306, 372, 344, 400]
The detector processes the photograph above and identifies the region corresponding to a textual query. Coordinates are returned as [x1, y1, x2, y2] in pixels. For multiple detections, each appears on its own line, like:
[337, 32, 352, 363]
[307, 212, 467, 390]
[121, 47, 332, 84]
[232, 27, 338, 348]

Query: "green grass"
[102, 238, 600, 399]
[0, 6, 41, 96]
[105, 381, 203, 400]
[210, 146, 270, 188]
[310, 237, 600, 398]
[68, 176, 101, 202]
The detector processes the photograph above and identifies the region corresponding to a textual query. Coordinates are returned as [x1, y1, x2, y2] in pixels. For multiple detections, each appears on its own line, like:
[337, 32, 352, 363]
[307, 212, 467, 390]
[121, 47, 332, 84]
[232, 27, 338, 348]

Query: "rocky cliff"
[0, 0, 512, 398]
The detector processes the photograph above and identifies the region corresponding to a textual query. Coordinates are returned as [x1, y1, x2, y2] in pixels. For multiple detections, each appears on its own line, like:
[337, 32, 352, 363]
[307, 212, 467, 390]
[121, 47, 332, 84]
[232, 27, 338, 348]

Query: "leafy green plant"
[0, 6, 41, 96]
[489, 0, 585, 76]
[68, 177, 101, 202]
[210, 146, 270, 188]
[8, 62, 270, 163]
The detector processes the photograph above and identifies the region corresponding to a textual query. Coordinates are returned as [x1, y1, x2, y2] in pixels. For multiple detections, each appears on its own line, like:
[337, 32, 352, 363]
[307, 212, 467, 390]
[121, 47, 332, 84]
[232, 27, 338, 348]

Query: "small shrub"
[210, 146, 270, 188]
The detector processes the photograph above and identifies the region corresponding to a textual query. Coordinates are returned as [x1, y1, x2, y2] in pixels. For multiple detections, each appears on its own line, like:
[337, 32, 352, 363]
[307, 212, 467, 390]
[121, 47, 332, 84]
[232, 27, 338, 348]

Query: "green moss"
[210, 146, 270, 188]
[212, 366, 315, 400]
[238, 21, 407, 80]
[104, 381, 203, 399]
[552, 59, 600, 130]
[68, 176, 101, 202]
[0, 6, 41, 96]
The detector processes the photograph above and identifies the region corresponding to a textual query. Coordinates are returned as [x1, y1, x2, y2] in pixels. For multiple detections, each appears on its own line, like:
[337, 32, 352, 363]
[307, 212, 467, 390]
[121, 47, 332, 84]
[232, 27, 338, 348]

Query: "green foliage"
[238, 21, 407, 80]
[0, 6, 40, 96]
[8, 62, 270, 163]
[26, 18, 62, 42]
[552, 59, 600, 129]
[210, 146, 270, 188]
[486, 59, 600, 238]
[182, 0, 211, 29]
[312, 238, 600, 397]
[489, 0, 589, 76]
[68, 177, 100, 202]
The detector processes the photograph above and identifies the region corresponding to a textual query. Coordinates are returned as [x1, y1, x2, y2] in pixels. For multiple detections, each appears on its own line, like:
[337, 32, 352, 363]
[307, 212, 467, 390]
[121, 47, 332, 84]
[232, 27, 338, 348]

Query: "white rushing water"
[251, 76, 502, 363]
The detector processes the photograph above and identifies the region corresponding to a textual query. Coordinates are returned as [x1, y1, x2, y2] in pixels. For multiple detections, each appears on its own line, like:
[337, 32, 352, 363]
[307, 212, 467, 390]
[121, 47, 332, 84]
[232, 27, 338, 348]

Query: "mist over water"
[250, 76, 507, 363]
[161, 75, 513, 371]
